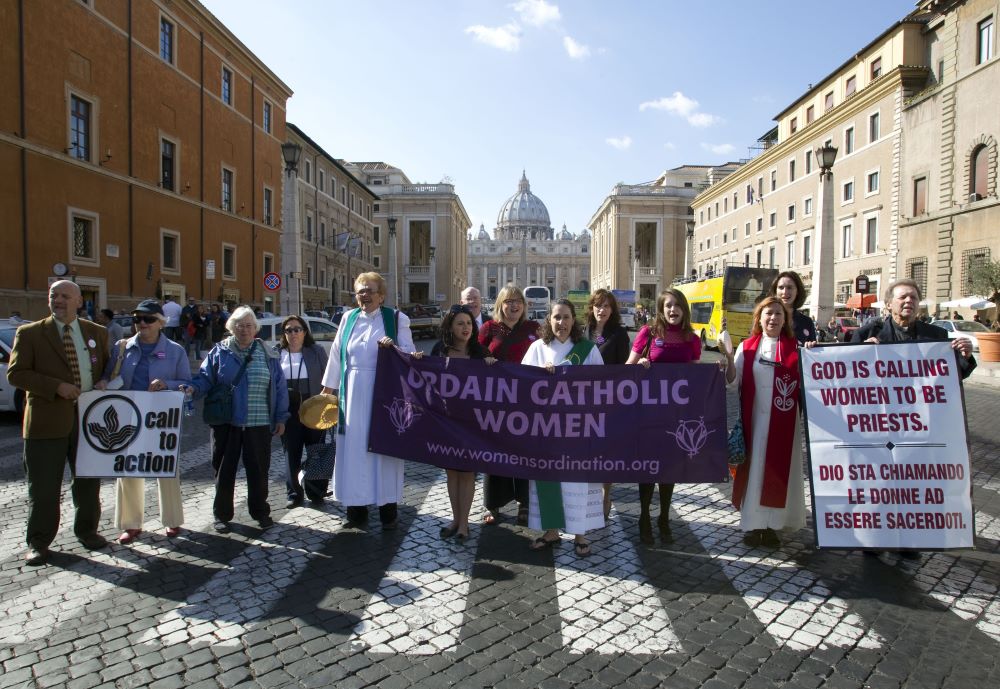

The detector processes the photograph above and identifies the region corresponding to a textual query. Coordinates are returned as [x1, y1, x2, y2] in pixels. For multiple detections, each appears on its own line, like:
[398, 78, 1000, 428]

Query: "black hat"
[133, 299, 164, 317]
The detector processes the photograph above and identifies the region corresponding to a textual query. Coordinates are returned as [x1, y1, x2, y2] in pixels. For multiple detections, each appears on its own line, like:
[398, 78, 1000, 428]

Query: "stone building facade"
[588, 167, 705, 303]
[281, 124, 377, 314]
[0, 0, 292, 317]
[347, 163, 471, 308]
[468, 173, 590, 303]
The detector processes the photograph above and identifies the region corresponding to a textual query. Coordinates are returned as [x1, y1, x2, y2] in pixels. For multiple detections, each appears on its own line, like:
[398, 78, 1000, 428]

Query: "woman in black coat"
[769, 271, 816, 345]
[584, 289, 631, 519]
[277, 315, 331, 507]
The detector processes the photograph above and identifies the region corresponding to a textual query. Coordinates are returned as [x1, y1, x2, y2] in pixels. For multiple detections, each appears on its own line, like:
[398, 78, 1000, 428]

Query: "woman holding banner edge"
[722, 296, 808, 548]
[420, 305, 496, 541]
[477, 285, 540, 526]
[625, 288, 702, 545]
[522, 299, 604, 557]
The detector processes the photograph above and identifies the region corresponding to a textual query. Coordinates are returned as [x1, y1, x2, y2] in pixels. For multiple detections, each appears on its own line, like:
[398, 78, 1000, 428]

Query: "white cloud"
[465, 23, 521, 52]
[639, 90, 722, 127]
[701, 143, 736, 155]
[606, 136, 632, 150]
[512, 0, 561, 27]
[663, 142, 676, 150]
[563, 36, 590, 59]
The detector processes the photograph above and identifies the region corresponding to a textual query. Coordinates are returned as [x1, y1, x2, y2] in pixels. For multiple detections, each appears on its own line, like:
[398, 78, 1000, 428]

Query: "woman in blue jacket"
[186, 306, 289, 532]
[102, 299, 191, 544]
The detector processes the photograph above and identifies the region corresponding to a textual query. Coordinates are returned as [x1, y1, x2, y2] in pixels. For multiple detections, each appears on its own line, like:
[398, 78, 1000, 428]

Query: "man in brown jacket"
[7, 280, 110, 565]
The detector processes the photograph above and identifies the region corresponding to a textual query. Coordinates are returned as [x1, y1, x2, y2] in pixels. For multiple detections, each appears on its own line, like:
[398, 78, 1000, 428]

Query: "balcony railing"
[373, 183, 456, 195]
[405, 265, 430, 277]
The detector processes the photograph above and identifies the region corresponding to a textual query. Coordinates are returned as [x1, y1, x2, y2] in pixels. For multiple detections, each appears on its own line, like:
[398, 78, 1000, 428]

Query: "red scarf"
[732, 332, 799, 510]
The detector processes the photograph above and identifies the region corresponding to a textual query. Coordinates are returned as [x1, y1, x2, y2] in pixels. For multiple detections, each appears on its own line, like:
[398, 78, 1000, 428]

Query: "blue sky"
[204, 0, 916, 237]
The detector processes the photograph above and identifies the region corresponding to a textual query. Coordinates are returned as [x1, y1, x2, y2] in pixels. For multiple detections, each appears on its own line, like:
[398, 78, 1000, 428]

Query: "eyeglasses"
[503, 299, 523, 306]
[284, 327, 304, 334]
[132, 315, 159, 324]
[233, 323, 256, 330]
[355, 288, 376, 296]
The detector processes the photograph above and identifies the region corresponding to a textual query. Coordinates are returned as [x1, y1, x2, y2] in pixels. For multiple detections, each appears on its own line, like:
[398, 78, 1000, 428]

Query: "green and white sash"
[536, 338, 596, 529]
[337, 306, 398, 433]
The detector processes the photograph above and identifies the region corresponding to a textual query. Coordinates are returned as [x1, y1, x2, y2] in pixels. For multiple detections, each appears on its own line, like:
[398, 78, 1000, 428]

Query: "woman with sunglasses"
[424, 305, 496, 541]
[277, 316, 330, 508]
[101, 299, 190, 544]
[477, 284, 539, 526]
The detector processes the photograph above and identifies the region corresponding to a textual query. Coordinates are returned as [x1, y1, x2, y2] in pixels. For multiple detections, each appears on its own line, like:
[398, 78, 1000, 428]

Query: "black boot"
[658, 483, 675, 543]
[346, 506, 368, 526]
[638, 483, 654, 545]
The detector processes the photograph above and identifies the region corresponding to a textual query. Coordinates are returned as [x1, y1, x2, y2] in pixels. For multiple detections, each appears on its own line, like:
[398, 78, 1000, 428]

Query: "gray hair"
[461, 286, 481, 301]
[884, 278, 921, 303]
[225, 306, 259, 334]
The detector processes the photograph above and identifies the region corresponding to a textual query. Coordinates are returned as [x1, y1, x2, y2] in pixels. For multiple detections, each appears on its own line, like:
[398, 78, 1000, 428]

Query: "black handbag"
[203, 343, 254, 426]
[302, 436, 335, 480]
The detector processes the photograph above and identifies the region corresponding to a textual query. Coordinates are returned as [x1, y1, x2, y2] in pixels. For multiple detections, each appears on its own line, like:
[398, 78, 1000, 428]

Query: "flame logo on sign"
[385, 398, 422, 435]
[666, 417, 715, 458]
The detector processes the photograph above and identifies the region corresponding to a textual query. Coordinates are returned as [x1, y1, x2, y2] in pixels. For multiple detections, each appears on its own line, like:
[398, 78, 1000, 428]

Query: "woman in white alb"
[521, 299, 604, 557]
[722, 296, 808, 547]
[321, 273, 415, 528]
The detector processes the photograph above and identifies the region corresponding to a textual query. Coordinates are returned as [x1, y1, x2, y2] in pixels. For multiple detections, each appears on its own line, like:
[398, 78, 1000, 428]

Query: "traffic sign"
[855, 275, 869, 294]
[206, 259, 216, 280]
[264, 272, 282, 291]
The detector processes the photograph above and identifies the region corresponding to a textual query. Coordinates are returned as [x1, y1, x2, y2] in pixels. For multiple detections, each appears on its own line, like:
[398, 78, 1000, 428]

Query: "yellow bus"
[673, 266, 778, 349]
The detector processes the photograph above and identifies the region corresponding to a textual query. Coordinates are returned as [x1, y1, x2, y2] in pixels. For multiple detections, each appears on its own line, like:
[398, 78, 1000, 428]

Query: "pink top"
[632, 325, 702, 363]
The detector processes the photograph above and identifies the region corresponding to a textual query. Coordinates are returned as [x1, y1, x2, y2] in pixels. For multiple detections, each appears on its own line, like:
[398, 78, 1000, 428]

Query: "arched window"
[971, 144, 988, 198]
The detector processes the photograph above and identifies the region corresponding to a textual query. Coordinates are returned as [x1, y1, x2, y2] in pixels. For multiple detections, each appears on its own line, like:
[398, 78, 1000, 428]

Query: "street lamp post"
[388, 217, 398, 307]
[810, 144, 839, 327]
[280, 142, 303, 315]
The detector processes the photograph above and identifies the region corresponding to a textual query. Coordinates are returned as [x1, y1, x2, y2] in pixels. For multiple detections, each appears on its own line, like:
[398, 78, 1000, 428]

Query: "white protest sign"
[801, 341, 973, 550]
[76, 390, 184, 478]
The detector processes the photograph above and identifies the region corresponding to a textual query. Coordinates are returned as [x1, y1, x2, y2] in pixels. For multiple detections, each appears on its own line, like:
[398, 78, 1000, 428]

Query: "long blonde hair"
[495, 284, 526, 325]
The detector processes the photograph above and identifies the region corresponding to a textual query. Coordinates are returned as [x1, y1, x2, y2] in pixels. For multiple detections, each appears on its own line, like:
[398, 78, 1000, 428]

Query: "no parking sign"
[264, 272, 281, 291]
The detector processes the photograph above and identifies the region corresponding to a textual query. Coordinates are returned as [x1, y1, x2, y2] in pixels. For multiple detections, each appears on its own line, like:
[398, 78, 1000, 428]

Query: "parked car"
[0, 321, 26, 415]
[256, 316, 338, 354]
[304, 310, 329, 319]
[620, 307, 636, 331]
[828, 316, 861, 342]
[402, 304, 443, 339]
[931, 319, 990, 353]
[112, 313, 137, 339]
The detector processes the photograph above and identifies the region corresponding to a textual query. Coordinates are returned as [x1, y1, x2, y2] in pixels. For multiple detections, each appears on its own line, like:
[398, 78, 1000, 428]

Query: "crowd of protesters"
[5, 271, 977, 566]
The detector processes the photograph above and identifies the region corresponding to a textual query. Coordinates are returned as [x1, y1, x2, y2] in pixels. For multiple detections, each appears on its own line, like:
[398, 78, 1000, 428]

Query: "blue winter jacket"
[190, 337, 290, 427]
[101, 333, 191, 390]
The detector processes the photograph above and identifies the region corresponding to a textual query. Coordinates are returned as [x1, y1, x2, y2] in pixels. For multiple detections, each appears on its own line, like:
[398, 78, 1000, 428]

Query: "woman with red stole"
[722, 296, 806, 548]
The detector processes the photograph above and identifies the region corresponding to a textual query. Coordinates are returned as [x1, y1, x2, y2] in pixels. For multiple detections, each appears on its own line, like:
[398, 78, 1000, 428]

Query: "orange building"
[0, 0, 292, 318]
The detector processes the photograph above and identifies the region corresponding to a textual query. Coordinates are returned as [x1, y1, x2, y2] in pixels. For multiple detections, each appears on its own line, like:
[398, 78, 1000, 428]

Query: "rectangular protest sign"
[369, 348, 728, 484]
[801, 342, 973, 550]
[75, 390, 184, 478]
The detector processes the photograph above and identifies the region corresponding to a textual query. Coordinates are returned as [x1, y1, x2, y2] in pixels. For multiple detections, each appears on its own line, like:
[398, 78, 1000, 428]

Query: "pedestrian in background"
[7, 280, 110, 566]
[186, 306, 288, 532]
[722, 296, 807, 548]
[276, 315, 330, 508]
[97, 308, 124, 352]
[102, 300, 189, 544]
[477, 284, 539, 526]
[626, 288, 702, 545]
[584, 288, 630, 520]
[162, 296, 182, 342]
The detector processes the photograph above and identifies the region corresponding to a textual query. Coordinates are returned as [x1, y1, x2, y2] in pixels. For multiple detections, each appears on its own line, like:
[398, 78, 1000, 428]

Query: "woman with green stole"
[521, 299, 605, 557]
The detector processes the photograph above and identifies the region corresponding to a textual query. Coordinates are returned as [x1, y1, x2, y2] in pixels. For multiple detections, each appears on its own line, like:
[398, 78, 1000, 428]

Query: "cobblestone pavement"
[0, 371, 998, 688]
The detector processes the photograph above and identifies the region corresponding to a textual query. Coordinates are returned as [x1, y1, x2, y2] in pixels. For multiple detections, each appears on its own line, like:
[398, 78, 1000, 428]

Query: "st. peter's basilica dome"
[495, 171, 553, 240]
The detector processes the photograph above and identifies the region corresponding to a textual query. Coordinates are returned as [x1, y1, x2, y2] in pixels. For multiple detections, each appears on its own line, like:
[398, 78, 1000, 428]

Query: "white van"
[256, 316, 339, 355]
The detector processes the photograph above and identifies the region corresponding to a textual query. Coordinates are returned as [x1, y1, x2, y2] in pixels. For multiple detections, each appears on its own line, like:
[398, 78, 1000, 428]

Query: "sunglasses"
[284, 327, 304, 334]
[449, 305, 473, 315]
[132, 315, 159, 324]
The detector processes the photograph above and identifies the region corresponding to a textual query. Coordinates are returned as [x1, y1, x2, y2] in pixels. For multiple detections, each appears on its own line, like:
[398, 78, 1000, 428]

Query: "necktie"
[63, 324, 81, 387]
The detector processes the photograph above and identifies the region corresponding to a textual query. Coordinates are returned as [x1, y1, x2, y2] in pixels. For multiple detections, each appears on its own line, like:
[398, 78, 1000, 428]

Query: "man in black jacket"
[851, 278, 975, 560]
[851, 278, 976, 378]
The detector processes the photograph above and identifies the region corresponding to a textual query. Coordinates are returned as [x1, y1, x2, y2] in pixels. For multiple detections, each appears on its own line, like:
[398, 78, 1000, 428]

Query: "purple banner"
[369, 348, 728, 483]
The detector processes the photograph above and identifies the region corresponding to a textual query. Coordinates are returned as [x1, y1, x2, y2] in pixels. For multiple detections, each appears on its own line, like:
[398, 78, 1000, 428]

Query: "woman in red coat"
[477, 284, 540, 525]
